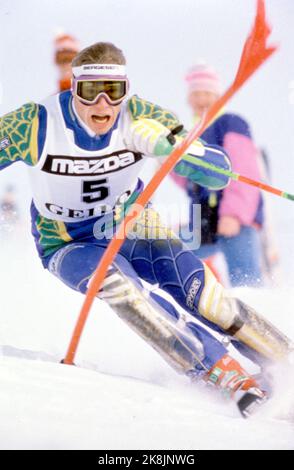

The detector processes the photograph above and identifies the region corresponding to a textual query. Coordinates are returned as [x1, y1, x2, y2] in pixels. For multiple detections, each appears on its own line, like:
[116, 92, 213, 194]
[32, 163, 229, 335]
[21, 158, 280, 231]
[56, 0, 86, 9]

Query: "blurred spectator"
[54, 32, 80, 92]
[177, 63, 265, 287]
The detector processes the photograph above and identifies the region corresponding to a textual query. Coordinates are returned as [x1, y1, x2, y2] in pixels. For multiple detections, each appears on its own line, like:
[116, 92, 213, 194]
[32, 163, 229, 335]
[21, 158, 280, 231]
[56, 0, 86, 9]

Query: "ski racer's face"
[74, 94, 122, 135]
[188, 90, 219, 117]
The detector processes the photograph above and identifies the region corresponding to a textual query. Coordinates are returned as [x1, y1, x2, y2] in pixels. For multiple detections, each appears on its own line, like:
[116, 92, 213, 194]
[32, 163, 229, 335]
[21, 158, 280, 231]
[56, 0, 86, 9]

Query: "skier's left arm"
[125, 99, 231, 191]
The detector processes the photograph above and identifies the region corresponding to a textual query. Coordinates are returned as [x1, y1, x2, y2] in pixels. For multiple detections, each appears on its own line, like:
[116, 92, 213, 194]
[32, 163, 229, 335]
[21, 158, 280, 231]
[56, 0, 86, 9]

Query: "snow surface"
[0, 233, 294, 450]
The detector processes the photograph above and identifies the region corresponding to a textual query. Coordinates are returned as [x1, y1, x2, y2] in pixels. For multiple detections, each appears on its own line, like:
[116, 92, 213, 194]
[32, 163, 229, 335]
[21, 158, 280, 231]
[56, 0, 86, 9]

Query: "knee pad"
[198, 264, 294, 361]
[48, 243, 104, 293]
[198, 264, 240, 331]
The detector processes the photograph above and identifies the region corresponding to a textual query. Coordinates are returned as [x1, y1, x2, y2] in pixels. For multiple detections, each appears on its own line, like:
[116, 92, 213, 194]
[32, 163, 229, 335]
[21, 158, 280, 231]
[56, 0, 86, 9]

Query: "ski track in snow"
[0, 237, 294, 449]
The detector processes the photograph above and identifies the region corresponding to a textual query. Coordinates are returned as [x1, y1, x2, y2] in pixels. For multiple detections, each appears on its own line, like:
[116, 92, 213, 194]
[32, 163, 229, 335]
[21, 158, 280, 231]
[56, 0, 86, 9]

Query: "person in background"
[54, 32, 80, 92]
[179, 63, 265, 287]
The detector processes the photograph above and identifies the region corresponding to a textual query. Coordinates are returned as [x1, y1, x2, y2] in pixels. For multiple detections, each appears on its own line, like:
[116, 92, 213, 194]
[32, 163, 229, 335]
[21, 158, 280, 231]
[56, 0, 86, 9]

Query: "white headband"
[72, 63, 127, 77]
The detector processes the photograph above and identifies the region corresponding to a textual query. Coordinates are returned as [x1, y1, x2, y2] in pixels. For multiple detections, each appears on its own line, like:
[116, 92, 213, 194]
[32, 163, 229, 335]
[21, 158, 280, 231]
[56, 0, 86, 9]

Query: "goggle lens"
[76, 80, 127, 104]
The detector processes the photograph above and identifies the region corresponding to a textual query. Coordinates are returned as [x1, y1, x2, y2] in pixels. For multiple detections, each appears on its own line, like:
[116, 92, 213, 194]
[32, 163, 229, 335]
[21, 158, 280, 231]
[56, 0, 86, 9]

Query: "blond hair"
[72, 42, 126, 67]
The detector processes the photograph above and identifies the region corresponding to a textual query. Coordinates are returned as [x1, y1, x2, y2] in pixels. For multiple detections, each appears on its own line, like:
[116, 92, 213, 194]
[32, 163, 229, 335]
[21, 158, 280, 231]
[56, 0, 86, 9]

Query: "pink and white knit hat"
[185, 63, 221, 95]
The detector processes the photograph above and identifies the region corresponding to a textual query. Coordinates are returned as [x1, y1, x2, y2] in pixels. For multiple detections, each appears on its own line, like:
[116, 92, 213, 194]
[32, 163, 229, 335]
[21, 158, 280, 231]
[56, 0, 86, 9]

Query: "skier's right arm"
[0, 102, 46, 170]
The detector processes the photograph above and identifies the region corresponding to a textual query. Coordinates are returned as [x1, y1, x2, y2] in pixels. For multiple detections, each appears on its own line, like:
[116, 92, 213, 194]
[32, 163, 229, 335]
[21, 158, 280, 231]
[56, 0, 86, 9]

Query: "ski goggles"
[73, 78, 129, 106]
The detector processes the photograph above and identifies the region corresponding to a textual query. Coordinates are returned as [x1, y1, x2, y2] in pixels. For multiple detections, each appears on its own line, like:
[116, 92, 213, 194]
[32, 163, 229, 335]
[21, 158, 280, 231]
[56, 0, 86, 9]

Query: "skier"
[0, 42, 292, 417]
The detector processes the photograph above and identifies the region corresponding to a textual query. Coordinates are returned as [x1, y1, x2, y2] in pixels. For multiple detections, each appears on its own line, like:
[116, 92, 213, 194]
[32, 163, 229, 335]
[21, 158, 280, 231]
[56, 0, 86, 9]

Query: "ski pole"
[62, 0, 277, 365]
[182, 154, 294, 202]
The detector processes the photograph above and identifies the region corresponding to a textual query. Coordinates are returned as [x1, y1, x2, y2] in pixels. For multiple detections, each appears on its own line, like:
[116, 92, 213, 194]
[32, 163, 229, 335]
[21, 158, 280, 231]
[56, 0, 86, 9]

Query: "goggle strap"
[72, 64, 127, 77]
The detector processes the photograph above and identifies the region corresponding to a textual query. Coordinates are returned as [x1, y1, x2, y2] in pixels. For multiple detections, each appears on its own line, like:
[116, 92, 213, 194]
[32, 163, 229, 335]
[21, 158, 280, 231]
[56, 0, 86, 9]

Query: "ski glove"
[125, 118, 175, 156]
[175, 142, 232, 190]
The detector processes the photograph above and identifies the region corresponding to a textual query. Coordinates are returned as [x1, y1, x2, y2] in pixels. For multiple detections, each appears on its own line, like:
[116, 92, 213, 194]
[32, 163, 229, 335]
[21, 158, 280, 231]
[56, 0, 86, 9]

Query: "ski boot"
[205, 354, 267, 418]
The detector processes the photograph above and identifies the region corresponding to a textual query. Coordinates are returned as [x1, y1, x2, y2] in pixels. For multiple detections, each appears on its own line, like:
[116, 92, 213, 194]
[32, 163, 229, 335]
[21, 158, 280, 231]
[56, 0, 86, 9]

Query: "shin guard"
[99, 266, 209, 376]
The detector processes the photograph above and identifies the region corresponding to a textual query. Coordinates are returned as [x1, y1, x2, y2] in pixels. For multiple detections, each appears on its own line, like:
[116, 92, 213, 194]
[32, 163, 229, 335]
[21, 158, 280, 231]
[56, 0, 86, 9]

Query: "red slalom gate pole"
[63, 0, 277, 365]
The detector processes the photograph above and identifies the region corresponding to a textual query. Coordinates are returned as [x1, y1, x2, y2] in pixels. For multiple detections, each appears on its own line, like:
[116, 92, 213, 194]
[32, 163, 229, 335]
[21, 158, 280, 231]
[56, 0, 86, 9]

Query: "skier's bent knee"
[198, 264, 294, 362]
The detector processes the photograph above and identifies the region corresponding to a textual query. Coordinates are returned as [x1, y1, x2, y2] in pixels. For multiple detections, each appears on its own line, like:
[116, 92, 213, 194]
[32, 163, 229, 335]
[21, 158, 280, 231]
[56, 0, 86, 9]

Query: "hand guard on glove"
[175, 143, 232, 190]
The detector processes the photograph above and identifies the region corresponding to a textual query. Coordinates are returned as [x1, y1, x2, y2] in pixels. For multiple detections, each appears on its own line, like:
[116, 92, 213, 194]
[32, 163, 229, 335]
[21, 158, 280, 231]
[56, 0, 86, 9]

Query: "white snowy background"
[0, 0, 294, 450]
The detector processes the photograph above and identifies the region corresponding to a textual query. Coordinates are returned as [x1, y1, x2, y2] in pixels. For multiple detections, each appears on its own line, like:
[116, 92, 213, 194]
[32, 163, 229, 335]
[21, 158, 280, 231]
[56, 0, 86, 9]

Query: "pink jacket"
[219, 132, 262, 225]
